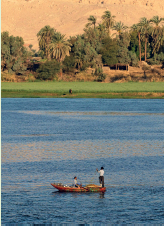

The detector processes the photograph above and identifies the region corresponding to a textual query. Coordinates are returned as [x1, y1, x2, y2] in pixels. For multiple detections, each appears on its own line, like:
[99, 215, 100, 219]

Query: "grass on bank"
[1, 81, 164, 98]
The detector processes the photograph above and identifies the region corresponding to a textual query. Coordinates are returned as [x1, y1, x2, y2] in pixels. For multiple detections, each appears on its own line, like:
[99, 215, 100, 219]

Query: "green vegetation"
[2, 82, 164, 98]
[36, 60, 60, 80]
[1, 12, 164, 84]
[99, 37, 118, 65]
[1, 31, 29, 74]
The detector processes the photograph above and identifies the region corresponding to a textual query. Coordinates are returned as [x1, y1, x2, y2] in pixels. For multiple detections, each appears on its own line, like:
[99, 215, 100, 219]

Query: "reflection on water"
[52, 191, 105, 199]
[18, 110, 164, 117]
[2, 140, 164, 163]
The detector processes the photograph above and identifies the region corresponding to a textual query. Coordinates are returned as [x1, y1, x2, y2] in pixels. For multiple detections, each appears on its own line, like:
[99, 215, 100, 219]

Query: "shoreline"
[2, 91, 164, 99]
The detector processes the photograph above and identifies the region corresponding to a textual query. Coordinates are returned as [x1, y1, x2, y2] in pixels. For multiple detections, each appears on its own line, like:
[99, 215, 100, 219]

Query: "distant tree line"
[1, 31, 29, 74]
[1, 11, 164, 81]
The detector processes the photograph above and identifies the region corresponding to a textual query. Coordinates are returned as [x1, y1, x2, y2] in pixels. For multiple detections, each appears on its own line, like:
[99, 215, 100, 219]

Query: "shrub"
[149, 53, 164, 65]
[36, 60, 60, 80]
[26, 73, 36, 82]
[95, 67, 103, 75]
[1, 72, 17, 82]
[96, 73, 106, 82]
[63, 55, 75, 73]
[128, 51, 139, 66]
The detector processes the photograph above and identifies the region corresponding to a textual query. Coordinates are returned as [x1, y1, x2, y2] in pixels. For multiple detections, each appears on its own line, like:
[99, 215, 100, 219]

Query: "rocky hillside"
[2, 0, 164, 49]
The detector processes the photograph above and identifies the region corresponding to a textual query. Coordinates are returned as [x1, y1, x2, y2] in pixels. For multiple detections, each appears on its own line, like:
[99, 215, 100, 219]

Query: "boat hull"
[51, 183, 106, 192]
[51, 183, 88, 192]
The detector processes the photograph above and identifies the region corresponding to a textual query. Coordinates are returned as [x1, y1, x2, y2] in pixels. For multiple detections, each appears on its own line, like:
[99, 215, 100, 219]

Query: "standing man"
[96, 167, 104, 187]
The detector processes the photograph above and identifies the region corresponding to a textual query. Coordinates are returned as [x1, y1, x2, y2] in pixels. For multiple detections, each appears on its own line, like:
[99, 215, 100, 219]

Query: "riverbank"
[2, 81, 164, 98]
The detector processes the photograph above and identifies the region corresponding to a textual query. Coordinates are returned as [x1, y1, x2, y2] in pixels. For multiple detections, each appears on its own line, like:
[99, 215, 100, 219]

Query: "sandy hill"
[2, 0, 164, 50]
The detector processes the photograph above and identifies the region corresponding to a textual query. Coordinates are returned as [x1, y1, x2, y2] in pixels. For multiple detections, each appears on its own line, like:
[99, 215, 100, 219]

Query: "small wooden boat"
[51, 183, 106, 192]
[51, 183, 88, 192]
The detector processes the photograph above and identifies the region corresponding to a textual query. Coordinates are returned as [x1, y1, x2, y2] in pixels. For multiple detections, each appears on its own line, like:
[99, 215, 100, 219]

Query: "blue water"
[1, 98, 164, 224]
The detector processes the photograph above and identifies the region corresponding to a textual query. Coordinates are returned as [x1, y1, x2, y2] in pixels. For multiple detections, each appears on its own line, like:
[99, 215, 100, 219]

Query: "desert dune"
[2, 0, 164, 49]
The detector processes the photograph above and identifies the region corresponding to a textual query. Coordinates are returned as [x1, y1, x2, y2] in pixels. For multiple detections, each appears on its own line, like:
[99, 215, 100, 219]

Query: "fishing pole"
[88, 170, 97, 184]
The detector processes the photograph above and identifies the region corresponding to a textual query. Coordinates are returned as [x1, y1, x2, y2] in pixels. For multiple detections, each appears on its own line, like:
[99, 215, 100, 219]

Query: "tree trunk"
[138, 32, 141, 62]
[46, 45, 50, 60]
[145, 37, 147, 62]
[60, 62, 62, 79]
[46, 37, 51, 60]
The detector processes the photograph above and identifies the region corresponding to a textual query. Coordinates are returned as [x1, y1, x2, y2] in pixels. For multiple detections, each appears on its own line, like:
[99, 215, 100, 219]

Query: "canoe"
[51, 183, 106, 192]
[51, 183, 88, 192]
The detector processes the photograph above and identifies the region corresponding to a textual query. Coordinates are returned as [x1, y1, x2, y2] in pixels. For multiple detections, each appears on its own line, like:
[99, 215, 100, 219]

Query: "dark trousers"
[99, 176, 104, 187]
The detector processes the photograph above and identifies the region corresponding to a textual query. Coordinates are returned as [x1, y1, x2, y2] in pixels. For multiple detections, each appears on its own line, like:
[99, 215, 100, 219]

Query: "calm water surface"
[1, 98, 164, 224]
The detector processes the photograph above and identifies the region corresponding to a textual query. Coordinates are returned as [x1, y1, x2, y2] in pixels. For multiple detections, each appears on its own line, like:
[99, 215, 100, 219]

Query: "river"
[1, 98, 164, 224]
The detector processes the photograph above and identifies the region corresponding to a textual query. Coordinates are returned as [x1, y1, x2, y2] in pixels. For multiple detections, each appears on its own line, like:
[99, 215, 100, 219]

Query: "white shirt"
[98, 169, 104, 176]
[74, 179, 77, 186]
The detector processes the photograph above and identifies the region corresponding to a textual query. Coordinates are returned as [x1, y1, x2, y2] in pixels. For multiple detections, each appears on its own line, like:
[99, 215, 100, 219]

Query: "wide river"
[1, 98, 164, 224]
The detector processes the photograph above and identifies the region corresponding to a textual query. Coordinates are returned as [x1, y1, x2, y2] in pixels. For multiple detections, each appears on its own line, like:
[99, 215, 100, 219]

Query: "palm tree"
[150, 16, 164, 54]
[150, 15, 164, 27]
[86, 15, 97, 29]
[101, 11, 115, 35]
[97, 23, 106, 33]
[49, 34, 72, 76]
[139, 17, 151, 61]
[97, 23, 107, 41]
[112, 21, 128, 38]
[131, 23, 142, 61]
[152, 26, 164, 54]
[37, 25, 55, 60]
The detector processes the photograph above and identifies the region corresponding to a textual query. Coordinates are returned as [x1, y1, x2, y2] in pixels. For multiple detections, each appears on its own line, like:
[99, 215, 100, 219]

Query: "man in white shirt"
[74, 176, 78, 187]
[73, 176, 81, 188]
[96, 167, 104, 187]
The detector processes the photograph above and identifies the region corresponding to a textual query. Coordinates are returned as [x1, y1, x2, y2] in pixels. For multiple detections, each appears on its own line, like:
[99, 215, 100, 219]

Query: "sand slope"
[2, 0, 164, 49]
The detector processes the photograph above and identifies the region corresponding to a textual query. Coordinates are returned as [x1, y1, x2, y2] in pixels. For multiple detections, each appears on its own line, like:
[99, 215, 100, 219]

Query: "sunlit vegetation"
[2, 81, 164, 92]
[2, 81, 164, 99]
[1, 12, 164, 83]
